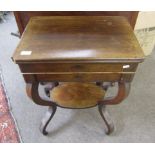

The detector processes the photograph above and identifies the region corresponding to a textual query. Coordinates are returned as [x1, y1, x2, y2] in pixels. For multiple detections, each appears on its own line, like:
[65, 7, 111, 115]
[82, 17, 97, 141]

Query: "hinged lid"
[12, 16, 145, 63]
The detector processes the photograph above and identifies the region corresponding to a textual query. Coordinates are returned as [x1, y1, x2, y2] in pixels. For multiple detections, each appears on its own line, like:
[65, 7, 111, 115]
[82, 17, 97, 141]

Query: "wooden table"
[12, 16, 145, 135]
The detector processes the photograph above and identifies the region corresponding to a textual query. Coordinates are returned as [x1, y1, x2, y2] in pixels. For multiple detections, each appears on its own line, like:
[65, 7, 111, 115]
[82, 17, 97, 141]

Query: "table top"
[12, 16, 145, 63]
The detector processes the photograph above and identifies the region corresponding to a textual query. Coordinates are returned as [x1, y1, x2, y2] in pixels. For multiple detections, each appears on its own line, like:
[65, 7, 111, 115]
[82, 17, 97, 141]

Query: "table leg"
[26, 82, 57, 135]
[26, 80, 131, 135]
[98, 80, 131, 134]
[98, 81, 131, 105]
[40, 106, 57, 135]
[96, 82, 115, 91]
[26, 82, 56, 106]
[44, 82, 59, 97]
[98, 104, 114, 134]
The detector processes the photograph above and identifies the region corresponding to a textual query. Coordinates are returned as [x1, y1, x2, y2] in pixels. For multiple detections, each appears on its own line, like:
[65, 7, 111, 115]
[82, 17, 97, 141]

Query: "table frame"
[26, 78, 130, 135]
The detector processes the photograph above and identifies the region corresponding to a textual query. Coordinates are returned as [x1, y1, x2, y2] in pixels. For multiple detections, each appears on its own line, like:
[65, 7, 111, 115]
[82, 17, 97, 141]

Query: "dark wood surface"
[14, 11, 139, 36]
[50, 82, 105, 108]
[12, 16, 144, 63]
[19, 63, 137, 73]
[26, 80, 129, 135]
[12, 16, 145, 83]
[13, 15, 144, 135]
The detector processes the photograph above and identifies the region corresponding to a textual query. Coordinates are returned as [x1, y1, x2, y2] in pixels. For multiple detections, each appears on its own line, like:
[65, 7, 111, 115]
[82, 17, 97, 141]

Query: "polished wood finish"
[23, 73, 133, 82]
[12, 16, 144, 86]
[25, 79, 130, 134]
[97, 80, 130, 134]
[12, 16, 145, 135]
[19, 63, 138, 73]
[50, 82, 105, 108]
[26, 82, 56, 106]
[98, 80, 131, 105]
[14, 11, 138, 36]
[13, 16, 144, 63]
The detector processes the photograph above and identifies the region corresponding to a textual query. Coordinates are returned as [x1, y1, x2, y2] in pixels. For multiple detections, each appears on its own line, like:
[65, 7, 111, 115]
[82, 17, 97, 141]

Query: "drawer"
[19, 63, 138, 73]
[23, 72, 135, 83]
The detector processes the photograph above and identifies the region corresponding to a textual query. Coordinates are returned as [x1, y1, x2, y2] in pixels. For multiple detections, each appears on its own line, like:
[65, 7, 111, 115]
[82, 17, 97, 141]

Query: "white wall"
[135, 11, 155, 30]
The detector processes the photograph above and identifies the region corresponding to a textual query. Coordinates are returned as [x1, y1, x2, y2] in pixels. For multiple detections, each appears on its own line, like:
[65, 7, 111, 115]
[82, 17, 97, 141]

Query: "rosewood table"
[12, 16, 145, 135]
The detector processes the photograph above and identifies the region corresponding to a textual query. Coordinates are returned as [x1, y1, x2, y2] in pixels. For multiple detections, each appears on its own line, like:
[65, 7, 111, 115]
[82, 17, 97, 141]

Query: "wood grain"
[19, 63, 138, 73]
[12, 16, 144, 63]
[23, 72, 134, 82]
[14, 11, 139, 35]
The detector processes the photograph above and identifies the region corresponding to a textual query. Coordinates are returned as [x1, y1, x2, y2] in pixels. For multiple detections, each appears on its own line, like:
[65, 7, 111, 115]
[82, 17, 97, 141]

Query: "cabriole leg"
[40, 106, 57, 135]
[98, 104, 114, 134]
[97, 80, 131, 134]
[26, 81, 57, 135]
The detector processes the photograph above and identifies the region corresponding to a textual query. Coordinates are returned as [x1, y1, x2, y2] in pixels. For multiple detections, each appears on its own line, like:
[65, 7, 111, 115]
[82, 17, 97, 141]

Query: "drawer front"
[19, 63, 138, 73]
[23, 73, 134, 83]
[36, 73, 121, 82]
